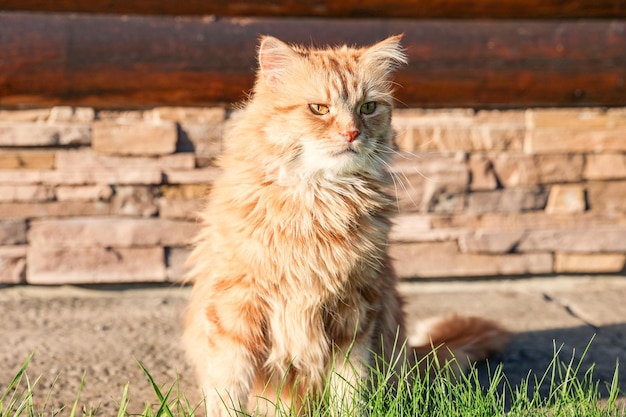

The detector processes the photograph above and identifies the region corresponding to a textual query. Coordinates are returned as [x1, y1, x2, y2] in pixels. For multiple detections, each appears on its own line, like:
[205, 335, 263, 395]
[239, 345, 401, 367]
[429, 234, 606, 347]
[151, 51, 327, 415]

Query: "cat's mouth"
[332, 146, 358, 157]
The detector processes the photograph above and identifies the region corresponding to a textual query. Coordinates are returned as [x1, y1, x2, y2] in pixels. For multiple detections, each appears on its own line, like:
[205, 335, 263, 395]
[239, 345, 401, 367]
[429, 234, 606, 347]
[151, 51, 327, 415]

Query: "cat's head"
[248, 35, 407, 180]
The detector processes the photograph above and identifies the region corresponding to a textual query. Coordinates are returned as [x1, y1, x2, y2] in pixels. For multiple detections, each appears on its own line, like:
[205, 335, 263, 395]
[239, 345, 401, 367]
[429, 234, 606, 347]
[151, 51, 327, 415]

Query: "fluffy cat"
[183, 35, 510, 416]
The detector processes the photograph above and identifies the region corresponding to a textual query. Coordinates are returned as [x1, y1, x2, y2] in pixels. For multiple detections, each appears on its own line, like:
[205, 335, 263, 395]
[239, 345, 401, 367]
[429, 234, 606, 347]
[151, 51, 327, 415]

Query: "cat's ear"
[361, 35, 408, 76]
[258, 36, 299, 86]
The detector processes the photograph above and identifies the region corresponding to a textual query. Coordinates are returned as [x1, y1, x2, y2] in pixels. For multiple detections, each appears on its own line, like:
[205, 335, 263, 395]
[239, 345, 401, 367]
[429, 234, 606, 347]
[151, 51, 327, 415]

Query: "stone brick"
[390, 241, 552, 278]
[166, 247, 192, 282]
[177, 122, 223, 164]
[0, 108, 51, 122]
[56, 185, 113, 201]
[517, 226, 626, 253]
[163, 167, 222, 185]
[467, 187, 548, 214]
[468, 154, 498, 190]
[92, 120, 177, 156]
[28, 218, 197, 248]
[96, 110, 145, 121]
[56, 149, 191, 171]
[45, 169, 163, 186]
[587, 181, 626, 214]
[525, 128, 626, 154]
[0, 123, 90, 146]
[153, 106, 226, 123]
[430, 212, 626, 231]
[530, 108, 626, 129]
[0, 151, 55, 170]
[0, 202, 110, 219]
[0, 220, 26, 245]
[390, 154, 468, 213]
[158, 198, 203, 220]
[111, 186, 159, 217]
[0, 170, 46, 184]
[0, 245, 26, 283]
[388, 214, 431, 242]
[0, 185, 54, 202]
[458, 231, 525, 254]
[545, 184, 587, 215]
[49, 106, 95, 122]
[554, 253, 626, 274]
[27, 247, 166, 284]
[160, 184, 209, 199]
[584, 154, 626, 180]
[492, 154, 584, 187]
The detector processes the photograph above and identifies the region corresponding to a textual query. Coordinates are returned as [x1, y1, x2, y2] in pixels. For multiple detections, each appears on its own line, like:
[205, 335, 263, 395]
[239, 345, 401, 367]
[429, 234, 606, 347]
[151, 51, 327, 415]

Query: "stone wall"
[1, 106, 625, 284]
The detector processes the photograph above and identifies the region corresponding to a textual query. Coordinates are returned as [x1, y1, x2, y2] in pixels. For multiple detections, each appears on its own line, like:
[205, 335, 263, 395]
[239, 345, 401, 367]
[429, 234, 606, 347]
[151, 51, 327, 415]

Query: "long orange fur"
[183, 35, 510, 416]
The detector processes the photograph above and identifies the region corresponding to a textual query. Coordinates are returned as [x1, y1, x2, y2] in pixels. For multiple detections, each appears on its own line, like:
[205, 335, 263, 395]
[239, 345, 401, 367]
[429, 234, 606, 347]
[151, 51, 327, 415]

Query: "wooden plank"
[0, 0, 624, 18]
[1, 13, 625, 108]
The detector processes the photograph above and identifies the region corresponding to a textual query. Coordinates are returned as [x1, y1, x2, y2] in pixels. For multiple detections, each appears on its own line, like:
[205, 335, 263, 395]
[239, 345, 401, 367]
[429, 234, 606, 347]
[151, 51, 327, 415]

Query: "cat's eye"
[308, 104, 330, 116]
[360, 102, 377, 115]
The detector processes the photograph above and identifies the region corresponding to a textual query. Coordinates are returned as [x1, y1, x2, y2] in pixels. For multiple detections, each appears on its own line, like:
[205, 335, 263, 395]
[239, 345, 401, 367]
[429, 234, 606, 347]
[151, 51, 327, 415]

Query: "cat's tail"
[408, 314, 511, 370]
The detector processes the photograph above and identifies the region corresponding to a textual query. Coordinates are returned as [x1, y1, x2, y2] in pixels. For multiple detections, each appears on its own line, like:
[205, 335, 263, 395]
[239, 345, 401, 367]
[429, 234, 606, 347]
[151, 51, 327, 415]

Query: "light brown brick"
[530, 108, 626, 129]
[517, 226, 626, 253]
[28, 218, 196, 248]
[0, 123, 90, 146]
[525, 128, 626, 154]
[469, 154, 498, 191]
[92, 120, 177, 156]
[554, 253, 626, 274]
[163, 167, 222, 185]
[390, 154, 468, 213]
[0, 151, 55, 170]
[49, 106, 95, 122]
[0, 185, 54, 202]
[27, 247, 166, 284]
[111, 186, 159, 217]
[177, 122, 223, 162]
[161, 184, 209, 199]
[158, 198, 203, 220]
[390, 241, 552, 278]
[492, 154, 584, 187]
[0, 220, 26, 245]
[153, 106, 226, 123]
[0, 245, 27, 283]
[55, 185, 113, 201]
[467, 188, 548, 214]
[584, 154, 626, 180]
[166, 247, 192, 282]
[458, 231, 525, 254]
[389, 214, 431, 242]
[545, 184, 587, 215]
[0, 108, 51, 122]
[0, 201, 110, 219]
[587, 181, 626, 214]
[56, 149, 193, 170]
[430, 212, 626, 231]
[45, 169, 163, 185]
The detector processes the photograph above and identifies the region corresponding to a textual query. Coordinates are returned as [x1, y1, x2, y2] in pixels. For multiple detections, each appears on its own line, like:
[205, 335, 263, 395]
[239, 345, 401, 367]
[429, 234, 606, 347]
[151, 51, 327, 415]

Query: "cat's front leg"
[183, 298, 264, 417]
[327, 335, 373, 416]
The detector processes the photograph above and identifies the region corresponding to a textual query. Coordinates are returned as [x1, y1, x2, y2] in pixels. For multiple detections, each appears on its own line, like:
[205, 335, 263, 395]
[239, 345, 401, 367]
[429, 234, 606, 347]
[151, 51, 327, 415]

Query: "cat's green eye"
[308, 104, 330, 116]
[360, 102, 377, 115]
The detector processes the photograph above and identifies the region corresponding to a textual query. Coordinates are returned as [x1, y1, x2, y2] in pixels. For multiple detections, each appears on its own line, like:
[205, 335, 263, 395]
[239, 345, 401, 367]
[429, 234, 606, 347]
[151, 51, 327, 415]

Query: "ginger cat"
[183, 35, 510, 416]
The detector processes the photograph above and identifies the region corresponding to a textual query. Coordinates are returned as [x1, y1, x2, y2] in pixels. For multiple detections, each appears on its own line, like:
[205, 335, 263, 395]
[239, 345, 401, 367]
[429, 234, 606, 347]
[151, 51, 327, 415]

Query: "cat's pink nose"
[342, 129, 360, 143]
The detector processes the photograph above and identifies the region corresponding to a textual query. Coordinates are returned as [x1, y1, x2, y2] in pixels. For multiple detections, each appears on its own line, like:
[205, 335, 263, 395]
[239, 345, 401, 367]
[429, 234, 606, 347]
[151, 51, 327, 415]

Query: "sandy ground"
[1, 276, 626, 415]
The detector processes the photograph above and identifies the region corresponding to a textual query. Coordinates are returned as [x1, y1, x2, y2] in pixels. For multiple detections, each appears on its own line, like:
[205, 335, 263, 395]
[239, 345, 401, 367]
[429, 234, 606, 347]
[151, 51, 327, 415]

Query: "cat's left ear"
[361, 35, 408, 75]
[258, 36, 299, 86]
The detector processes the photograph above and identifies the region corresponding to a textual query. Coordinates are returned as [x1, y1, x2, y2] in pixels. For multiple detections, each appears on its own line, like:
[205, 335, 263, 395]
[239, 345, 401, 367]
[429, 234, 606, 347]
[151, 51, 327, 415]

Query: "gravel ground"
[1, 276, 625, 415]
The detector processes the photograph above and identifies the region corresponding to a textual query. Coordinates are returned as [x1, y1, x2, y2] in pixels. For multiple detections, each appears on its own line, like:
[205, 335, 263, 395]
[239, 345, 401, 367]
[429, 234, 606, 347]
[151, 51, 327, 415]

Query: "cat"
[183, 35, 510, 416]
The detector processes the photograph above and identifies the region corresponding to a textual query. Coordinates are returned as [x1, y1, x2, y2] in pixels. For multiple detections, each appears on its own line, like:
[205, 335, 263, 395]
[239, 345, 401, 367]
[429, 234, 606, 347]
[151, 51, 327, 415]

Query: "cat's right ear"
[258, 36, 299, 86]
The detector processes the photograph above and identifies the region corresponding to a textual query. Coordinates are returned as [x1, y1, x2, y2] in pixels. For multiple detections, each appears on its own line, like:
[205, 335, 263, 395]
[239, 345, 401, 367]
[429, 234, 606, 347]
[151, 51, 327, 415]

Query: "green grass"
[1, 345, 624, 417]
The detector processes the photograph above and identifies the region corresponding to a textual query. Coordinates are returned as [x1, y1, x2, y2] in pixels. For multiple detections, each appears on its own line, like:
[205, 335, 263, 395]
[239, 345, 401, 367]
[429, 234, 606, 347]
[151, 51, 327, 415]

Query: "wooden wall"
[1, 1, 625, 108]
